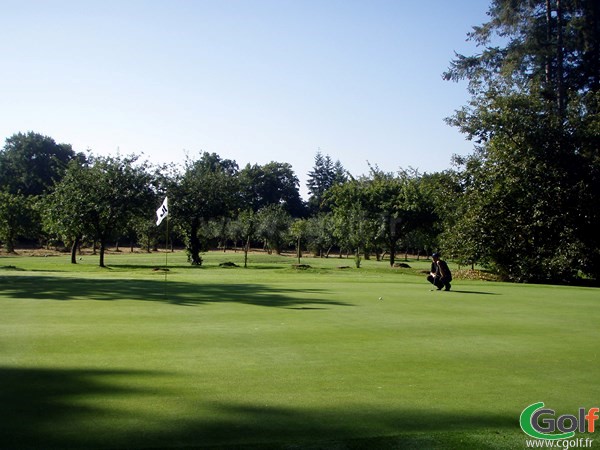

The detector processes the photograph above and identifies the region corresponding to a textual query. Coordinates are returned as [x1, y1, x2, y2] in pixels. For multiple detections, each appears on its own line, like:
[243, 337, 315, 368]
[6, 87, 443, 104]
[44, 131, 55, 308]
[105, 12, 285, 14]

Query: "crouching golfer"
[427, 253, 452, 291]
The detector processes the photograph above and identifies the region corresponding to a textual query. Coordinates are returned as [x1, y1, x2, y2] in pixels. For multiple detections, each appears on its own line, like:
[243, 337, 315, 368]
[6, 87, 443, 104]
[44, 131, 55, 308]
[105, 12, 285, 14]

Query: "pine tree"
[306, 151, 347, 212]
[443, 0, 600, 282]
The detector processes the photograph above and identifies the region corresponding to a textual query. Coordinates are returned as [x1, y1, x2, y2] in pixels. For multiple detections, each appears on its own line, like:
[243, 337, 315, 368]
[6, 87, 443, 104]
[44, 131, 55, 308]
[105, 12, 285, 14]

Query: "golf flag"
[156, 197, 168, 226]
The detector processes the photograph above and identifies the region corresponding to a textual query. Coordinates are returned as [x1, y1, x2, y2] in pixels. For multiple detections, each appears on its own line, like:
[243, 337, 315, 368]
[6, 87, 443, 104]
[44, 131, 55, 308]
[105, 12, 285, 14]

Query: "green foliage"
[289, 218, 308, 263]
[368, 168, 436, 265]
[444, 0, 600, 282]
[239, 162, 305, 216]
[170, 153, 239, 265]
[304, 213, 337, 257]
[255, 204, 292, 255]
[44, 155, 155, 266]
[129, 215, 161, 253]
[325, 169, 435, 266]
[230, 209, 257, 267]
[306, 150, 347, 213]
[0, 192, 39, 252]
[326, 180, 380, 267]
[0, 131, 80, 196]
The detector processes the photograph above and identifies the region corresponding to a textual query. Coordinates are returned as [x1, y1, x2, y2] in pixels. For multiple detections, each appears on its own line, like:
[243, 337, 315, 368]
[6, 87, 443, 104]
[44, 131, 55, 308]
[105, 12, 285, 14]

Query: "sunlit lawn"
[1, 250, 598, 449]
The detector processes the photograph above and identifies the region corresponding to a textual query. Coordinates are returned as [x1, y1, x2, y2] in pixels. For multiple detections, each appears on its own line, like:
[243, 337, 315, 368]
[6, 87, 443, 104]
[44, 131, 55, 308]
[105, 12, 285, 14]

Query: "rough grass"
[0, 251, 598, 449]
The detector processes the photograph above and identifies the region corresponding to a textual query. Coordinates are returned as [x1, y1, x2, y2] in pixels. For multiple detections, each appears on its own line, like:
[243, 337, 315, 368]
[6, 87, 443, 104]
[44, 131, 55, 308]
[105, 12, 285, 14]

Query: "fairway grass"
[1, 251, 598, 449]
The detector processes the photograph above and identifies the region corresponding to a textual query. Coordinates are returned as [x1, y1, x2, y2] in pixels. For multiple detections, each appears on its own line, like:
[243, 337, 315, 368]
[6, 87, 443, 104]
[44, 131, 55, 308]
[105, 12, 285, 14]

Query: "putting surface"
[1, 252, 598, 449]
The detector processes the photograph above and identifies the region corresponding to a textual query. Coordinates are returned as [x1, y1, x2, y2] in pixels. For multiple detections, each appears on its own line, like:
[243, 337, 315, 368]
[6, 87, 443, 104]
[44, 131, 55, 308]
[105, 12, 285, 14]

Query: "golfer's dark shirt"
[433, 260, 452, 280]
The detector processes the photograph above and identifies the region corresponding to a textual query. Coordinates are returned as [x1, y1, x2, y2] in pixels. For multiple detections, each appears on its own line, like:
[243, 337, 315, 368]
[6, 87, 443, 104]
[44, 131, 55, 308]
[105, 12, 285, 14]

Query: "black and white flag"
[156, 197, 168, 226]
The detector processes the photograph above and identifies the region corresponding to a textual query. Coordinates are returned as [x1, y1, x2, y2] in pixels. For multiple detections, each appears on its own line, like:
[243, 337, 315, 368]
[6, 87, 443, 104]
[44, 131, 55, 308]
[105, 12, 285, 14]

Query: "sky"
[1, 0, 490, 198]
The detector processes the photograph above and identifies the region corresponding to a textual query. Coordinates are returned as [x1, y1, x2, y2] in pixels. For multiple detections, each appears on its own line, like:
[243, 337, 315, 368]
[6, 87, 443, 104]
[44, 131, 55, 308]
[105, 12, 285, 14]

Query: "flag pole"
[165, 214, 169, 283]
[156, 196, 169, 299]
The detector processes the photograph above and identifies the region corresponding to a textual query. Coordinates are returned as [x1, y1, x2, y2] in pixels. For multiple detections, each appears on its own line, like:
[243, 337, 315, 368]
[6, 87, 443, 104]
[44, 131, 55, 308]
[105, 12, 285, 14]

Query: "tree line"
[1, 0, 598, 283]
[0, 135, 438, 269]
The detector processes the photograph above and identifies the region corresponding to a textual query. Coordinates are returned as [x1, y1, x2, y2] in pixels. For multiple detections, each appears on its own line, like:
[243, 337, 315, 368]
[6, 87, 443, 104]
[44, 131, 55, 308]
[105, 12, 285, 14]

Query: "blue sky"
[1, 0, 489, 198]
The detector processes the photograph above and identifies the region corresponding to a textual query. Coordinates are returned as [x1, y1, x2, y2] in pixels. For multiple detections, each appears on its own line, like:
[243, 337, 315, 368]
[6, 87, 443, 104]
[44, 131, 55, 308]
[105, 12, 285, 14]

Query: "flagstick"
[164, 215, 169, 298]
[156, 196, 169, 299]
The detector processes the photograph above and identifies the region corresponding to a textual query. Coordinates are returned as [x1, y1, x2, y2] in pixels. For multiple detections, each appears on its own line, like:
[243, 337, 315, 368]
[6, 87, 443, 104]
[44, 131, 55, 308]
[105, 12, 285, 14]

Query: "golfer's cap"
[432, 253, 440, 258]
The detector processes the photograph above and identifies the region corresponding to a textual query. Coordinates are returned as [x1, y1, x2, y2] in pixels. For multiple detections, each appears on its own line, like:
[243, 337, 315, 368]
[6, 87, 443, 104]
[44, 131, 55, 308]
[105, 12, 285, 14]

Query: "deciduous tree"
[170, 153, 239, 265]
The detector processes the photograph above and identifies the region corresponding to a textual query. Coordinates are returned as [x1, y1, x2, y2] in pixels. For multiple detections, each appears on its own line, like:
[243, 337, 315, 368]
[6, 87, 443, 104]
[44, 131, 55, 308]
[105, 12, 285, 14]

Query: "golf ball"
[378, 297, 383, 300]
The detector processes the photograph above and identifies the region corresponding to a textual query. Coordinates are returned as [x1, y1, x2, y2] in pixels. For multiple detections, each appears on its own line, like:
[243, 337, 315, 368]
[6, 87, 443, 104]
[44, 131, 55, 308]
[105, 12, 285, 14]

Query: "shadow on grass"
[0, 367, 160, 450]
[0, 366, 518, 450]
[107, 264, 297, 271]
[0, 265, 25, 271]
[448, 290, 501, 295]
[103, 264, 200, 270]
[0, 275, 351, 308]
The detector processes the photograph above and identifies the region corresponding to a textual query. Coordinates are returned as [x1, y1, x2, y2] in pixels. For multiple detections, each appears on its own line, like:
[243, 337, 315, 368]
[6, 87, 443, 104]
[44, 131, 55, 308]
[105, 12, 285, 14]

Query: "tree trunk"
[70, 236, 80, 264]
[189, 219, 202, 265]
[556, 0, 566, 118]
[545, 0, 552, 88]
[6, 235, 15, 253]
[296, 237, 301, 264]
[99, 240, 106, 267]
[592, 0, 600, 93]
[389, 239, 396, 267]
[244, 235, 250, 268]
[354, 247, 361, 268]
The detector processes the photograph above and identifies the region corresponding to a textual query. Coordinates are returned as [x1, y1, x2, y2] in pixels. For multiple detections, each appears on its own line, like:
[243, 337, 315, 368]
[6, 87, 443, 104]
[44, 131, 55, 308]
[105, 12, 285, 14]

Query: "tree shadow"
[103, 264, 197, 270]
[448, 290, 501, 295]
[0, 265, 25, 271]
[0, 275, 351, 308]
[0, 366, 518, 450]
[0, 366, 160, 450]
[163, 401, 517, 449]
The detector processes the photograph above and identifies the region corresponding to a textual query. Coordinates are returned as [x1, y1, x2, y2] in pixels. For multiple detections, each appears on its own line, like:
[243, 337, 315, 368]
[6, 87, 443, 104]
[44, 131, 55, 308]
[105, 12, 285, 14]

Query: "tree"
[0, 132, 80, 196]
[325, 168, 435, 267]
[325, 179, 381, 267]
[306, 151, 347, 213]
[443, 0, 600, 282]
[365, 168, 434, 267]
[130, 214, 162, 253]
[289, 219, 308, 264]
[232, 209, 257, 268]
[305, 213, 337, 257]
[44, 155, 155, 267]
[0, 192, 38, 253]
[239, 162, 305, 216]
[43, 160, 94, 263]
[170, 153, 239, 265]
[256, 204, 292, 255]
[420, 171, 463, 260]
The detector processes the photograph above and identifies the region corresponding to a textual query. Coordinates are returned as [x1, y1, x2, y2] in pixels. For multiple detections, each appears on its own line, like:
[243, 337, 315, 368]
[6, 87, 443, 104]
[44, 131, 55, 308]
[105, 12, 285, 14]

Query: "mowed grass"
[0, 251, 598, 449]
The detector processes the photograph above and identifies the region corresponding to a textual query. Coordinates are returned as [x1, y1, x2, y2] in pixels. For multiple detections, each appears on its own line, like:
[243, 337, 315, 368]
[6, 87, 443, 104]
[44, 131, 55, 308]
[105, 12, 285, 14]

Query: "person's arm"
[437, 261, 447, 278]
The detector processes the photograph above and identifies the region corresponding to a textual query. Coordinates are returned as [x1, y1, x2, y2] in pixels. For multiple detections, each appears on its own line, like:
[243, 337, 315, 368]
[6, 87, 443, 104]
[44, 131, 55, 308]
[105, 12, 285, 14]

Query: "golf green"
[1, 251, 598, 449]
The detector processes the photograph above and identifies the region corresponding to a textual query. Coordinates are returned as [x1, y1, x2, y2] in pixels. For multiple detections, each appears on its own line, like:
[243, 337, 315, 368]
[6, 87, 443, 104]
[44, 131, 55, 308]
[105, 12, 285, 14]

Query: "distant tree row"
[1, 0, 598, 283]
[0, 134, 439, 269]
